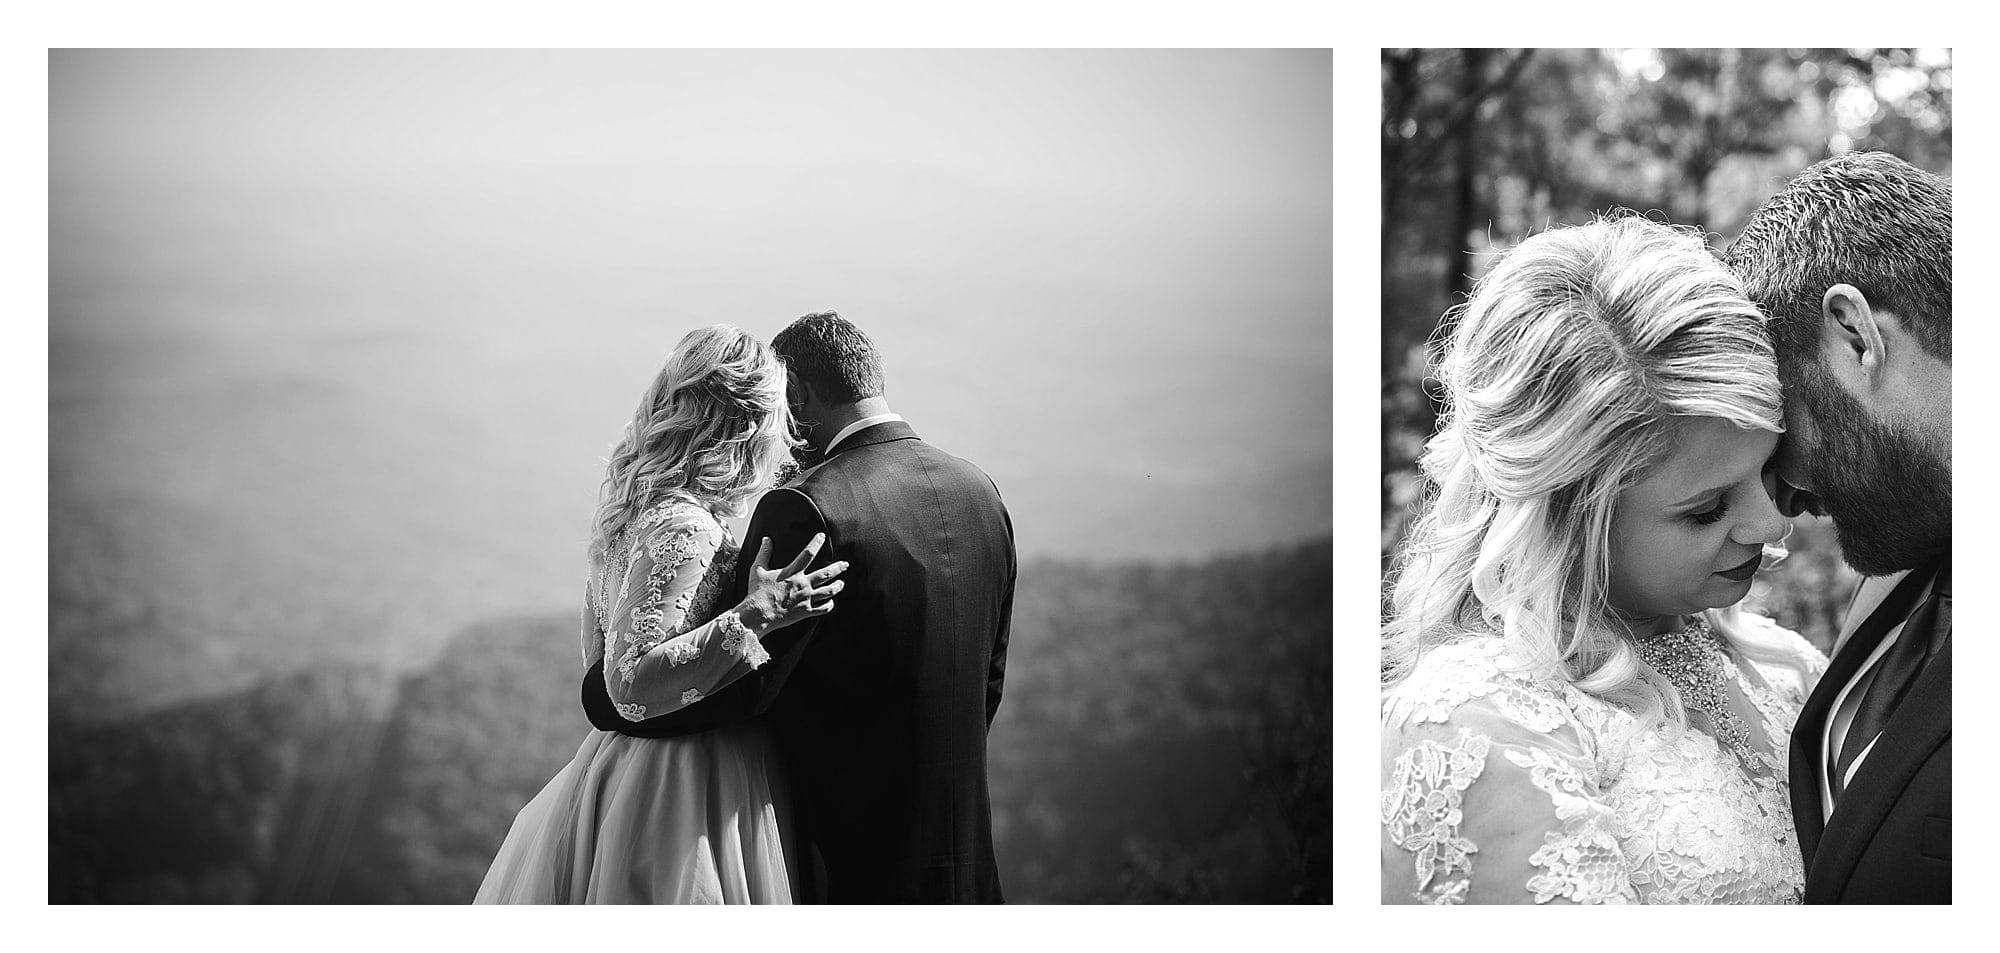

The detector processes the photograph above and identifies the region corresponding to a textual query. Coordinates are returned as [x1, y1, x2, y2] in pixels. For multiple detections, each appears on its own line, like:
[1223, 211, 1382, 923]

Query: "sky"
[49, 50, 1331, 697]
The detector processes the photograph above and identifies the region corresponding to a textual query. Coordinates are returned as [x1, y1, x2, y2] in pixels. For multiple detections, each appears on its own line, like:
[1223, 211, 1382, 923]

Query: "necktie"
[1831, 556, 1951, 799]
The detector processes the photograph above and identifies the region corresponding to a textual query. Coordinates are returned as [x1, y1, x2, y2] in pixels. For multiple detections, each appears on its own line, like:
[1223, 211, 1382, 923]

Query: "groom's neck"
[808, 396, 893, 451]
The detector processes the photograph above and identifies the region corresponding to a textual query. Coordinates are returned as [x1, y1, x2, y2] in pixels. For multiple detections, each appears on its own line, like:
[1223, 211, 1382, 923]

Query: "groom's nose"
[1772, 474, 1823, 519]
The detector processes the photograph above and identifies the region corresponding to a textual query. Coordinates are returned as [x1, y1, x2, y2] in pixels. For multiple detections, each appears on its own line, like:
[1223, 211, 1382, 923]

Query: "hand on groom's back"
[581, 487, 833, 737]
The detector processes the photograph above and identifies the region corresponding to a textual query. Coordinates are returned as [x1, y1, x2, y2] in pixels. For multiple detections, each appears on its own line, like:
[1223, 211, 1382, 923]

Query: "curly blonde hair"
[1384, 215, 1800, 735]
[588, 324, 798, 565]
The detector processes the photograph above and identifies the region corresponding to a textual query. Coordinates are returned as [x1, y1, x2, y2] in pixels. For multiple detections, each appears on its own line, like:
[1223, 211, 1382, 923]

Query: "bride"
[476, 324, 846, 904]
[1381, 216, 1828, 904]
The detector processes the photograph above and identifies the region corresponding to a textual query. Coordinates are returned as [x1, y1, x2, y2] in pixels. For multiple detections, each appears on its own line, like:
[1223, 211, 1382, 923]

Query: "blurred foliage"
[989, 541, 1330, 902]
[49, 667, 395, 902]
[49, 540, 1330, 904]
[328, 613, 587, 903]
[1380, 48, 1952, 649]
[1742, 519, 1853, 653]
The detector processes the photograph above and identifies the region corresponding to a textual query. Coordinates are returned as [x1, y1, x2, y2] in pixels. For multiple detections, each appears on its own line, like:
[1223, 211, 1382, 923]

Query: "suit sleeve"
[581, 488, 831, 738]
[986, 500, 1015, 727]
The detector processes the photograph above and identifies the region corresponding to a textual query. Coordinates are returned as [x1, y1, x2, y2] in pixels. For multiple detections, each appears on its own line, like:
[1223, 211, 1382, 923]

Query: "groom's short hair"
[772, 311, 886, 402]
[1725, 151, 1950, 368]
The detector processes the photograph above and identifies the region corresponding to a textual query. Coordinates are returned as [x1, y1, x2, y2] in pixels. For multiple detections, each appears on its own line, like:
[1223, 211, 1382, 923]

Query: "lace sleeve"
[1381, 644, 1638, 905]
[580, 580, 601, 667]
[601, 506, 774, 723]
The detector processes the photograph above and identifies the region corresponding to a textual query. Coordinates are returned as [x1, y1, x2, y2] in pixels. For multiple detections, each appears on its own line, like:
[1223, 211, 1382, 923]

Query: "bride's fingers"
[804, 561, 848, 586]
[753, 536, 774, 573]
[800, 580, 844, 603]
[781, 580, 842, 612]
[778, 533, 826, 578]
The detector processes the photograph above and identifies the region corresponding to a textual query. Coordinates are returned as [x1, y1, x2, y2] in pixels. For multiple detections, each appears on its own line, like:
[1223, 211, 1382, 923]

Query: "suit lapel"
[1792, 630, 1864, 860]
[1790, 687, 1832, 859]
[1789, 569, 1929, 864]
[1805, 636, 1951, 901]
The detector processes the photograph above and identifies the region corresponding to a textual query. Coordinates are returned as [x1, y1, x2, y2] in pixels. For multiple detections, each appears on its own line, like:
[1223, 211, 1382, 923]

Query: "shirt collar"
[823, 412, 904, 457]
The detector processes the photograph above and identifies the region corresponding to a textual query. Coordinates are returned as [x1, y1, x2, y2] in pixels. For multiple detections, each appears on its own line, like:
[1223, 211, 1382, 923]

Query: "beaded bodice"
[1633, 618, 1764, 772]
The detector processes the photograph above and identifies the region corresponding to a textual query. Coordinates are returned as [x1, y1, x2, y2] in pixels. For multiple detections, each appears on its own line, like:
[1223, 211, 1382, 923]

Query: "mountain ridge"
[50, 537, 1331, 903]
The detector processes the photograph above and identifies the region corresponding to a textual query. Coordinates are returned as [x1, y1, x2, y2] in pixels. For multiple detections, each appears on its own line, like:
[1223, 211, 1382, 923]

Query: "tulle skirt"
[475, 722, 794, 904]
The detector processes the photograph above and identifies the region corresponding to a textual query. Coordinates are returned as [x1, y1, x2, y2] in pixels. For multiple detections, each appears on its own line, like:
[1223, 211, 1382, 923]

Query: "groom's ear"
[1820, 283, 1889, 389]
[786, 372, 815, 418]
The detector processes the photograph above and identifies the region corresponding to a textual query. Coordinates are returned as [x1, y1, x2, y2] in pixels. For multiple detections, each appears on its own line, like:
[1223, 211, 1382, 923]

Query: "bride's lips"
[1714, 552, 1762, 582]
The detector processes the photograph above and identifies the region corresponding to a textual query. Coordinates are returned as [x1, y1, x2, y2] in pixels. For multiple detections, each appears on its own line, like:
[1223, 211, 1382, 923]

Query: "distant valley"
[50, 540, 1331, 903]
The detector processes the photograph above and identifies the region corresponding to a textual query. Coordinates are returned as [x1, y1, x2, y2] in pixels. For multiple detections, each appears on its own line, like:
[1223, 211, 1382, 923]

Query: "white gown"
[1380, 612, 1827, 904]
[476, 498, 793, 904]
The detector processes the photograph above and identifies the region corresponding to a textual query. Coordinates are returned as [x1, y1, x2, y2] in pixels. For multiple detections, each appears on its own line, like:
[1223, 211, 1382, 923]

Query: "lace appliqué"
[588, 498, 711, 664]
[583, 498, 762, 720]
[1505, 746, 1638, 904]
[1385, 639, 1571, 734]
[612, 515, 718, 687]
[1381, 625, 1818, 905]
[1382, 732, 1490, 905]
[715, 611, 771, 669]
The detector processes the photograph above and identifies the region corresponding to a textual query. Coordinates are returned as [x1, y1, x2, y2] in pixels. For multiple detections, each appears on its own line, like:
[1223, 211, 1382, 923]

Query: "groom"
[1725, 151, 1951, 904]
[580, 311, 1017, 904]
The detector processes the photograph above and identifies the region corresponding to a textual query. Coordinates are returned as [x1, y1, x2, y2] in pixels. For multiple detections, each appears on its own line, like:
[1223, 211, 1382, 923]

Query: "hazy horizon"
[50, 50, 1331, 709]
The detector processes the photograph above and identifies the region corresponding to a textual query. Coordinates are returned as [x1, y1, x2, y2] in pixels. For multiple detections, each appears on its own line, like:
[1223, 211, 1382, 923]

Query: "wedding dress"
[1380, 612, 1826, 904]
[476, 497, 793, 904]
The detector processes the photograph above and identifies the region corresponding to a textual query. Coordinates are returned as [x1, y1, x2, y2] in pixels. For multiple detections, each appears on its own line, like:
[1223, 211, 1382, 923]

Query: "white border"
[1330, 45, 1379, 912]
[13, 3, 1996, 948]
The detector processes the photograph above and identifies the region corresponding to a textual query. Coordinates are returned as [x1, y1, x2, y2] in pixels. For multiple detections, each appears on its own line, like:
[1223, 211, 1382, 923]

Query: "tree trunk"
[1445, 49, 1487, 325]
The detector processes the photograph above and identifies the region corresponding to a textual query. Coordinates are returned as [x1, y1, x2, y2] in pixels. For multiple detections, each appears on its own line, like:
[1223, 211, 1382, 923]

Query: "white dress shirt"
[822, 413, 904, 457]
[1820, 625, 1901, 821]
[1819, 568, 1937, 821]
[787, 413, 905, 485]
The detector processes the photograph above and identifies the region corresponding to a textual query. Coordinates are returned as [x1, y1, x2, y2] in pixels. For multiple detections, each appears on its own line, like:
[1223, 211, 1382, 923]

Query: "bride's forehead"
[1640, 417, 1776, 484]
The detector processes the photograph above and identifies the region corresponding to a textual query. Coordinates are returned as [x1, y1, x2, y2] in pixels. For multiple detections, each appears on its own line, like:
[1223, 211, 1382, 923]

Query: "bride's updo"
[1384, 215, 1788, 724]
[589, 324, 798, 564]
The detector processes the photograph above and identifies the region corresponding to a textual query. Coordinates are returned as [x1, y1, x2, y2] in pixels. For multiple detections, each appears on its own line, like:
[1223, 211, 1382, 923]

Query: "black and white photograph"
[1376, 48, 1951, 904]
[47, 48, 1332, 905]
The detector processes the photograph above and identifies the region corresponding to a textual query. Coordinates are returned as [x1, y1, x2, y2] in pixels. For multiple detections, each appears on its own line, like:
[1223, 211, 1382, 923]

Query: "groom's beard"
[1795, 374, 1950, 575]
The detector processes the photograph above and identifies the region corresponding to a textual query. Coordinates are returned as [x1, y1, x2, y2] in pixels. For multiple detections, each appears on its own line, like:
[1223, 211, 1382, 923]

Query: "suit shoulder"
[912, 442, 1004, 493]
[750, 485, 827, 528]
[807, 437, 1003, 507]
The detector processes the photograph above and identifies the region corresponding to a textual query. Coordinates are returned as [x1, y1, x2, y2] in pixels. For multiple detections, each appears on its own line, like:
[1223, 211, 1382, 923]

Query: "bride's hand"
[738, 533, 846, 634]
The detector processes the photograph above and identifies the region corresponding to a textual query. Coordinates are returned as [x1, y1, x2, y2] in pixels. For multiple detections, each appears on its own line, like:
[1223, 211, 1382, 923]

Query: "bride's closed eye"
[1688, 497, 1731, 526]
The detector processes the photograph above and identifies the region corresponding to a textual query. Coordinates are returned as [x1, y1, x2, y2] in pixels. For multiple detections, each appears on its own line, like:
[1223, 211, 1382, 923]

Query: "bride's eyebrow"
[1668, 481, 1732, 509]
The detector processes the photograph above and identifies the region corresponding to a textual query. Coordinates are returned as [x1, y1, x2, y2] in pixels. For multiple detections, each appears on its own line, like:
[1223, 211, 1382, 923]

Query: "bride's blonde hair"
[588, 324, 798, 565]
[1384, 215, 1802, 735]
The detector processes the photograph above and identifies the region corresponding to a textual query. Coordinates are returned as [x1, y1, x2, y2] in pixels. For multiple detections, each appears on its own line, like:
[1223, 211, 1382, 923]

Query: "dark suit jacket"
[1789, 561, 1951, 904]
[580, 420, 1016, 904]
